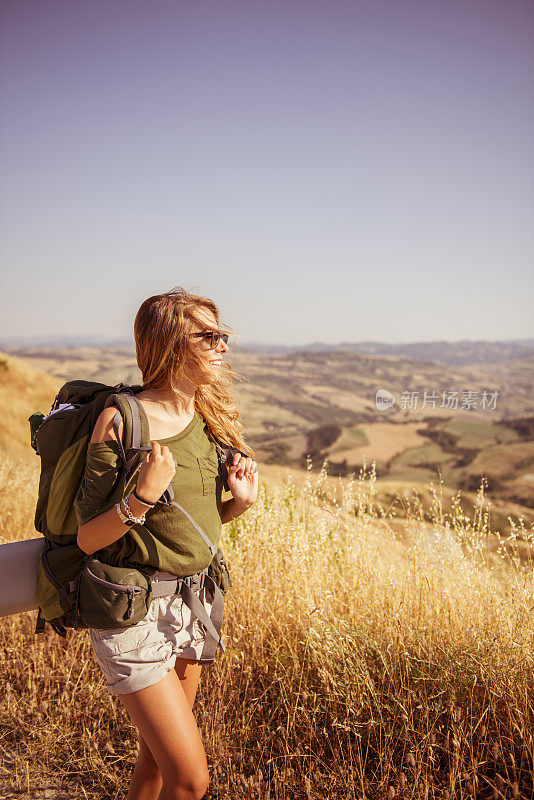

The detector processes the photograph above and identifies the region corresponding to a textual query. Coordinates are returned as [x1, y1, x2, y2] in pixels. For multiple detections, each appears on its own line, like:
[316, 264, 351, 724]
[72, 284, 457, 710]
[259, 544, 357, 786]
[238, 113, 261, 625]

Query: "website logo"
[376, 389, 396, 411]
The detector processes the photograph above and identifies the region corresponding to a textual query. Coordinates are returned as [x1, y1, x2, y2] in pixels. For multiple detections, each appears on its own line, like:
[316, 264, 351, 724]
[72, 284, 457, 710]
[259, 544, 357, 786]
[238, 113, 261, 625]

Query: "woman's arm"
[77, 500, 149, 556]
[221, 497, 253, 524]
[76, 407, 153, 555]
[77, 407, 175, 555]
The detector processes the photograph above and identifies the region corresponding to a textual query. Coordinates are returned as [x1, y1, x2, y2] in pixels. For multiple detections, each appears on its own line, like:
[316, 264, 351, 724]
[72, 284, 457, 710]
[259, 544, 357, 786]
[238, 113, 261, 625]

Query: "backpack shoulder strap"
[159, 486, 219, 556]
[103, 390, 151, 474]
[209, 433, 250, 492]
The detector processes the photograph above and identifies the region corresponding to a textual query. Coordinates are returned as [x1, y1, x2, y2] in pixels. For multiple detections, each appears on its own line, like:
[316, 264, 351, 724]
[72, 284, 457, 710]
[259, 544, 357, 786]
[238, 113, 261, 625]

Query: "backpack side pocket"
[35, 559, 65, 622]
[78, 558, 151, 629]
[207, 548, 232, 596]
[35, 542, 85, 621]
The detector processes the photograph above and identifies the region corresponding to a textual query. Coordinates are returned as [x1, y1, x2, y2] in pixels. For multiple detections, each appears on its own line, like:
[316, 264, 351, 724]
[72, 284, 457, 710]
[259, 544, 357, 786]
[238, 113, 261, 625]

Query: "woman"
[75, 286, 259, 800]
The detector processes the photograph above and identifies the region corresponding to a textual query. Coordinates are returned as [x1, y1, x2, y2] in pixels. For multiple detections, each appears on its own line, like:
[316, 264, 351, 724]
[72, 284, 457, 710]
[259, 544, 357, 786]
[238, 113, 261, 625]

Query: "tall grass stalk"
[0, 451, 533, 799]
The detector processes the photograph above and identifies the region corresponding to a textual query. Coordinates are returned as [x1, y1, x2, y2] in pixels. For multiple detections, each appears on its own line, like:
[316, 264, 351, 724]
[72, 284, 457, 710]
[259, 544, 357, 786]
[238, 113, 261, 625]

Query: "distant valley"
[1, 339, 533, 535]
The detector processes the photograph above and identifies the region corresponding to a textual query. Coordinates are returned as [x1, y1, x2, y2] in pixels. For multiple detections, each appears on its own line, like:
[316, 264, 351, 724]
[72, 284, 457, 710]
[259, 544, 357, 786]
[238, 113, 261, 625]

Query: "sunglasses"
[188, 330, 232, 349]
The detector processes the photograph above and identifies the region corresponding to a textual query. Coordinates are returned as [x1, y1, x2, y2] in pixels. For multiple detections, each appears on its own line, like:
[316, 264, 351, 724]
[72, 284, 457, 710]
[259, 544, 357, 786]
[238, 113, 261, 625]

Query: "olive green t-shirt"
[74, 410, 224, 576]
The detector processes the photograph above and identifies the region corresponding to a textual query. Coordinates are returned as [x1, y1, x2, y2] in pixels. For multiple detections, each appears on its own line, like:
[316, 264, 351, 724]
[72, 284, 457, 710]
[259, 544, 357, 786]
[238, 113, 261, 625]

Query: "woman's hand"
[135, 441, 177, 504]
[226, 453, 259, 508]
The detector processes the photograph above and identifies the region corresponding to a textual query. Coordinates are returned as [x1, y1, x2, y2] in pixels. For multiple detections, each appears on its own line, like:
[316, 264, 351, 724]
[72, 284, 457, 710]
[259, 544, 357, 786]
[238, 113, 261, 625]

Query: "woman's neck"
[137, 386, 195, 420]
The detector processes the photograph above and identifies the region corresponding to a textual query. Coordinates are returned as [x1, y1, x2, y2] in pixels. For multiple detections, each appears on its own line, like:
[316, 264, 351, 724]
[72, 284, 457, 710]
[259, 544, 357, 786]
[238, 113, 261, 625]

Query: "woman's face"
[187, 308, 230, 385]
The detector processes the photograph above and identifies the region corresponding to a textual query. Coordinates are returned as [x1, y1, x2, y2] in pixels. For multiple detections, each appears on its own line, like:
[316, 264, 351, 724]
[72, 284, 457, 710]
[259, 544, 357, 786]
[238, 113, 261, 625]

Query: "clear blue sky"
[1, 0, 533, 346]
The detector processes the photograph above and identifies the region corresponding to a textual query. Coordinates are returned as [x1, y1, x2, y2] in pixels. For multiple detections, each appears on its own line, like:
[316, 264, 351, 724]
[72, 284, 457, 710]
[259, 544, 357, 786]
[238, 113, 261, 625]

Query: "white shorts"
[88, 571, 221, 695]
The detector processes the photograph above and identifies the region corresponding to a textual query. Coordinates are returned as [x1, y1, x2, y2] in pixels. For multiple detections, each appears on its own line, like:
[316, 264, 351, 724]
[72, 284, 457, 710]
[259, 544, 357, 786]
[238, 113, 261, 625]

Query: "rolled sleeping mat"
[0, 537, 44, 617]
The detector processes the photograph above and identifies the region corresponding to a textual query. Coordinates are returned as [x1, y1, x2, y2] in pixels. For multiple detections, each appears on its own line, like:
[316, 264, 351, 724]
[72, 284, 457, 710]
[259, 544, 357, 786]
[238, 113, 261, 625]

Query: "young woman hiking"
[75, 287, 259, 800]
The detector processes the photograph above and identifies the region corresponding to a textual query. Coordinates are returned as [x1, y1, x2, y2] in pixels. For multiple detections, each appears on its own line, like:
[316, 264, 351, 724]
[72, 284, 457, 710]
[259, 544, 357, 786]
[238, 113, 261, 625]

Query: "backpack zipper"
[219, 557, 233, 588]
[84, 565, 143, 620]
[32, 403, 83, 453]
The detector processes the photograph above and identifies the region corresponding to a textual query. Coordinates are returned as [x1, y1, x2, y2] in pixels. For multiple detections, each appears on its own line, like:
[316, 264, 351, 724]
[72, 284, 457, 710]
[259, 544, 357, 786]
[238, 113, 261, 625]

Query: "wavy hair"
[133, 286, 254, 458]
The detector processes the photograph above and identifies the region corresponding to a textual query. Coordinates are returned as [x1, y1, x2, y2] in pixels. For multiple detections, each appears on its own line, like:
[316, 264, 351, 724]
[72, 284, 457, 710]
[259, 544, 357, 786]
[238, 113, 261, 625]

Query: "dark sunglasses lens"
[209, 332, 229, 347]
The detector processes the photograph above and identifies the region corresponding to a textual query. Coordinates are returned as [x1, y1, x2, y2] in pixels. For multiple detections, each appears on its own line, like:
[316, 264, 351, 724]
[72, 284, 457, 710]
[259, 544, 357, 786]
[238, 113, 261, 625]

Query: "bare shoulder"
[89, 405, 124, 444]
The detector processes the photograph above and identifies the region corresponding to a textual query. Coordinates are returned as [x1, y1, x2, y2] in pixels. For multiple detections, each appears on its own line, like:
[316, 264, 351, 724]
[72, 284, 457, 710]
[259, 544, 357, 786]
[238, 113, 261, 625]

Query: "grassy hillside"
[0, 352, 62, 462]
[0, 355, 533, 798]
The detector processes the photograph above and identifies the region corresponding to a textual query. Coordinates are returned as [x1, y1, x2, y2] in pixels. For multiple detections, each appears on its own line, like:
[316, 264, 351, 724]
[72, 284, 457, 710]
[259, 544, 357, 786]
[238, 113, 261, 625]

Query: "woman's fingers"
[149, 442, 175, 464]
[137, 443, 177, 502]
[229, 454, 258, 479]
[160, 445, 177, 475]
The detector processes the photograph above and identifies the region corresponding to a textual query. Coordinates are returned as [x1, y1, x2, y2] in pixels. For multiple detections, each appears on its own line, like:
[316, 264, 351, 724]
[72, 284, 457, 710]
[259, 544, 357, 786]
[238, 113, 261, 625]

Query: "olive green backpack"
[30, 380, 246, 657]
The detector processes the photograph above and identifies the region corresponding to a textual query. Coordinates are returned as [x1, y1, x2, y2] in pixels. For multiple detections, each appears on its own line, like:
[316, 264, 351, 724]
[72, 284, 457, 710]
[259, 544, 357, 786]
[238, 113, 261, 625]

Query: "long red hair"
[134, 286, 254, 457]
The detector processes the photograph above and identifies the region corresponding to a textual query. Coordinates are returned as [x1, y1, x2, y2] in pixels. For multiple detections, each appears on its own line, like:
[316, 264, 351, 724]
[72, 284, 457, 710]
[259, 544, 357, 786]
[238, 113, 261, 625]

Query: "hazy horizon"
[1, 333, 533, 350]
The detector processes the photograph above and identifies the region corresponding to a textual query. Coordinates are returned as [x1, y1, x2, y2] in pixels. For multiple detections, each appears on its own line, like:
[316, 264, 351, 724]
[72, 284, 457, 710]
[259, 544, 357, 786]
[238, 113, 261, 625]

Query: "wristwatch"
[115, 497, 145, 527]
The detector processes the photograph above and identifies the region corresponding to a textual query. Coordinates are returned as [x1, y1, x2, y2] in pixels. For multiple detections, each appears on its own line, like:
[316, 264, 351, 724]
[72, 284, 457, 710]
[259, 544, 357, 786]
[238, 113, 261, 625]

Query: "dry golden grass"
[0, 351, 62, 461]
[1, 446, 533, 799]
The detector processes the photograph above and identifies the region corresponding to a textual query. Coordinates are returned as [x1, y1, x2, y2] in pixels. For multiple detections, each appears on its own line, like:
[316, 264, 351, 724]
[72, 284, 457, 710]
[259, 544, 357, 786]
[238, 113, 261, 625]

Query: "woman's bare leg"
[174, 658, 203, 707]
[123, 660, 206, 800]
[126, 734, 163, 800]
